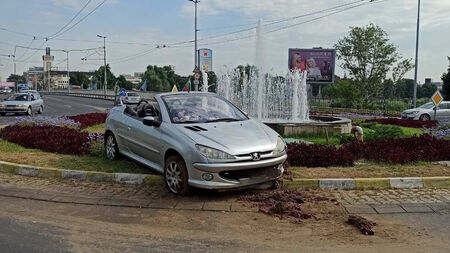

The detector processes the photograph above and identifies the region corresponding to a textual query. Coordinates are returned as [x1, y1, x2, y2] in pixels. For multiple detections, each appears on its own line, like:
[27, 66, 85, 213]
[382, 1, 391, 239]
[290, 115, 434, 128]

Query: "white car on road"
[401, 101, 450, 121]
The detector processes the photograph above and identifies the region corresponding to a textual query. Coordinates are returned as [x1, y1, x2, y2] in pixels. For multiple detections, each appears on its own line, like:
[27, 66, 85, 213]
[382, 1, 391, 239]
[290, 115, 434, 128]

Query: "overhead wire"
[46, 0, 93, 39]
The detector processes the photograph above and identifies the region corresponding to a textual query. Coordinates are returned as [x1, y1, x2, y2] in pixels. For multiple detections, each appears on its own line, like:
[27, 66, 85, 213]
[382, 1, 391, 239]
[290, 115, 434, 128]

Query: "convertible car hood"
[177, 119, 277, 155]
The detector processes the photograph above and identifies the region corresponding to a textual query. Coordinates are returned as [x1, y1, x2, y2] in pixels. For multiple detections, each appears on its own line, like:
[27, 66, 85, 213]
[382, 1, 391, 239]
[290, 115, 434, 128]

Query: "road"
[0, 173, 449, 252]
[0, 94, 114, 126]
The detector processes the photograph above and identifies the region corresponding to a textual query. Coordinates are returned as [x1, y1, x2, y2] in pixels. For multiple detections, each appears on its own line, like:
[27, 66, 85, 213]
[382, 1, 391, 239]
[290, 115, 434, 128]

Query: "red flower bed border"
[364, 118, 437, 129]
[67, 113, 107, 129]
[287, 134, 450, 167]
[0, 125, 90, 155]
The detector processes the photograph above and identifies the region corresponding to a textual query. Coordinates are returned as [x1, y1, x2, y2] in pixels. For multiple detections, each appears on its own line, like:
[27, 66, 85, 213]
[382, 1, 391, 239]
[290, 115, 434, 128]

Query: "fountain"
[216, 20, 351, 135]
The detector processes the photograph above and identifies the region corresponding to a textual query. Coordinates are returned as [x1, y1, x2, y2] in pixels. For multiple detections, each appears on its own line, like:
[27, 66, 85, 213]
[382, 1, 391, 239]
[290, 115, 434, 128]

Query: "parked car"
[0, 87, 12, 94]
[121, 92, 141, 104]
[105, 92, 287, 195]
[401, 101, 450, 121]
[0, 93, 44, 116]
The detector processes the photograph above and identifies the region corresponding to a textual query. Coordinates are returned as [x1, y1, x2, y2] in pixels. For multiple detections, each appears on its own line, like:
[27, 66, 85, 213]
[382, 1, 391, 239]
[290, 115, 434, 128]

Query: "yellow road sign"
[431, 90, 444, 106]
[171, 85, 178, 92]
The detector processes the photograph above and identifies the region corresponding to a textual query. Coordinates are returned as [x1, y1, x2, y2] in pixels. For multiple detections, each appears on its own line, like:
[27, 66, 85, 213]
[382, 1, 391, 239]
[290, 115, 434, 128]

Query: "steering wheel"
[136, 100, 149, 107]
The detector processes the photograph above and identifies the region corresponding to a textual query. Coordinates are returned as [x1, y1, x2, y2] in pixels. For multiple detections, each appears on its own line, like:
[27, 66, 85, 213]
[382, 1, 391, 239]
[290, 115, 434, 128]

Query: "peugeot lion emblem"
[251, 152, 261, 161]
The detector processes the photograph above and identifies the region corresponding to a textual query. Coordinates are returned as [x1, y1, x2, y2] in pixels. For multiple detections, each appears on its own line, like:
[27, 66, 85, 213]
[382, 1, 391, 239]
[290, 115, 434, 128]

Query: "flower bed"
[287, 134, 450, 167]
[67, 113, 107, 129]
[364, 118, 437, 129]
[287, 142, 355, 167]
[14, 116, 81, 129]
[0, 125, 91, 155]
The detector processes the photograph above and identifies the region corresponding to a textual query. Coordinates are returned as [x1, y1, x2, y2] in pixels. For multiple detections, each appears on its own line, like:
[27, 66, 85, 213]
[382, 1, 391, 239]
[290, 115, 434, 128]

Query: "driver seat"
[138, 103, 158, 117]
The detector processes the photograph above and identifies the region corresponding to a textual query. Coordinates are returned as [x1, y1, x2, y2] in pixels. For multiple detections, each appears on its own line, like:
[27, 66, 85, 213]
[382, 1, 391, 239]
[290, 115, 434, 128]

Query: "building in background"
[123, 73, 142, 86]
[43, 47, 54, 90]
[425, 78, 443, 91]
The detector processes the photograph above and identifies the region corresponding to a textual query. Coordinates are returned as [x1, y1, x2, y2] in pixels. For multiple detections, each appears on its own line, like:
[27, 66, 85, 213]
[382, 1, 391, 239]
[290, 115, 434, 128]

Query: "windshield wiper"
[205, 118, 241, 123]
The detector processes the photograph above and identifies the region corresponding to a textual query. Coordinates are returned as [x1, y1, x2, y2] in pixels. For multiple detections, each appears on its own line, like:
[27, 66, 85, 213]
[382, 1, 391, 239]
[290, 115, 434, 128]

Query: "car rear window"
[127, 92, 138, 97]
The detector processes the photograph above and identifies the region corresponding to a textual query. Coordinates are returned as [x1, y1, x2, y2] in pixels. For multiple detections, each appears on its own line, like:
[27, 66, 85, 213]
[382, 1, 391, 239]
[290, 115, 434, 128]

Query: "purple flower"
[13, 116, 81, 129]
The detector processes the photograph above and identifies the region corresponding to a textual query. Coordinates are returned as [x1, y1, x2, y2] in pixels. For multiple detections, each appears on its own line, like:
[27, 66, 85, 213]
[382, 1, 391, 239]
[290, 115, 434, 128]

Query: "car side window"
[30, 94, 36, 101]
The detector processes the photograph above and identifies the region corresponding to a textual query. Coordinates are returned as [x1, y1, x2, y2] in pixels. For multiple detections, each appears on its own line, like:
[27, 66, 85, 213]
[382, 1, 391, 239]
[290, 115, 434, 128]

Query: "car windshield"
[162, 94, 248, 124]
[6, 94, 28, 101]
[419, 102, 434, 109]
[127, 92, 138, 97]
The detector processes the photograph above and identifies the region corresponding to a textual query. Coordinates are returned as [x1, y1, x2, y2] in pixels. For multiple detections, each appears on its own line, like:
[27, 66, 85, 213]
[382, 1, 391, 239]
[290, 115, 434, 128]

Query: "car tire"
[105, 133, 119, 160]
[419, 114, 431, 121]
[164, 156, 191, 196]
[26, 106, 32, 116]
[38, 106, 43, 114]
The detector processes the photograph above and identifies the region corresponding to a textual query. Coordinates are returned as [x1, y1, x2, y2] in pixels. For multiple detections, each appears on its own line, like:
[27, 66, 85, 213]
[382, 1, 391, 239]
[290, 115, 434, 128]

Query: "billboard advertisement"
[198, 48, 212, 72]
[288, 48, 336, 84]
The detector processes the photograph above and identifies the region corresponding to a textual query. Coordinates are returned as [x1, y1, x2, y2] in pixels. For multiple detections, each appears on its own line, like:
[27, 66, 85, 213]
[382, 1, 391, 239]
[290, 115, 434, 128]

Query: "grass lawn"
[400, 126, 425, 136]
[83, 123, 105, 134]
[289, 161, 450, 179]
[0, 138, 151, 175]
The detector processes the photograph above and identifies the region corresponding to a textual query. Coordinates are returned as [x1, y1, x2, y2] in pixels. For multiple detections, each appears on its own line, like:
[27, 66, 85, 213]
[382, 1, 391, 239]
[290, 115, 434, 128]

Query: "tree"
[142, 65, 180, 92]
[69, 72, 90, 89]
[417, 82, 437, 99]
[7, 74, 26, 84]
[116, 75, 134, 90]
[442, 57, 450, 100]
[93, 64, 116, 90]
[335, 23, 412, 105]
[322, 80, 359, 107]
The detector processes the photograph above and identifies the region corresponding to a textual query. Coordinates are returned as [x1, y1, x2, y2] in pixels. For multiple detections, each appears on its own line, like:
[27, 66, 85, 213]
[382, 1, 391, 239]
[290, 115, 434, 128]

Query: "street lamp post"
[97, 35, 107, 94]
[189, 0, 200, 90]
[413, 0, 421, 108]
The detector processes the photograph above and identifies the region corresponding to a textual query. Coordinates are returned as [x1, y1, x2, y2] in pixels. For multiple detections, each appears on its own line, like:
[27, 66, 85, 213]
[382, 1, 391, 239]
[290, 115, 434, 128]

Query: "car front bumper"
[188, 154, 287, 190]
[0, 107, 28, 113]
[401, 113, 419, 120]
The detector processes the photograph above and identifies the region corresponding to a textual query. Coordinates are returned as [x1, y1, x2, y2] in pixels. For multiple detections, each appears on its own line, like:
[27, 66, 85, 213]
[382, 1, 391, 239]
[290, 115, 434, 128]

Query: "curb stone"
[284, 176, 450, 190]
[0, 160, 161, 185]
[1, 160, 450, 190]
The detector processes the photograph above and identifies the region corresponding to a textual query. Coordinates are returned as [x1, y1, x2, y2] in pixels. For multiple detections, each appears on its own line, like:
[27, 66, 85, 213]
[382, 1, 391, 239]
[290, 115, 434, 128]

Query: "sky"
[0, 0, 449, 83]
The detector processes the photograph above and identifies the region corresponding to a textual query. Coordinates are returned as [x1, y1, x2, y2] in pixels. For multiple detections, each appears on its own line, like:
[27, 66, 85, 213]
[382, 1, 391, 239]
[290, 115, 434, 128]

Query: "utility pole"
[413, 0, 421, 108]
[97, 35, 107, 94]
[64, 50, 70, 92]
[189, 0, 200, 89]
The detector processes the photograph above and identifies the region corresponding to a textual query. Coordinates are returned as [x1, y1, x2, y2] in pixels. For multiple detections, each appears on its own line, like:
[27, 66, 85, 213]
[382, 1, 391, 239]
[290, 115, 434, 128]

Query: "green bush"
[340, 123, 405, 144]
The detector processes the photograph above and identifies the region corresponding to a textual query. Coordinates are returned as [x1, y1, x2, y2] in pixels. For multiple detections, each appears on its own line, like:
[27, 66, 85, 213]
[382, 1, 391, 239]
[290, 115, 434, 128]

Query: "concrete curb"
[1, 160, 450, 190]
[0, 160, 163, 185]
[284, 177, 450, 190]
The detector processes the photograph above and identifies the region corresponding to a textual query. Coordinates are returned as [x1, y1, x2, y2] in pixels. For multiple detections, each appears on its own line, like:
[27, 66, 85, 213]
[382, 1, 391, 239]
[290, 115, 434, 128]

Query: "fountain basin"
[265, 116, 352, 136]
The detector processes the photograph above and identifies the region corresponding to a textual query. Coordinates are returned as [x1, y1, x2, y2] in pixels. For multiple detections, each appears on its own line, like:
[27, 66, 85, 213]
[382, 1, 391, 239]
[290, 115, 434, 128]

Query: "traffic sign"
[431, 90, 444, 106]
[171, 85, 178, 92]
[119, 88, 126, 97]
[193, 79, 199, 85]
[193, 72, 201, 80]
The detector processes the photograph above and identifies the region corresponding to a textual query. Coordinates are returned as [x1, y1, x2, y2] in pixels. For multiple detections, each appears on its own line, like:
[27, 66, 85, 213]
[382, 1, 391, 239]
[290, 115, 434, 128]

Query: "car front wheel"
[419, 114, 431, 121]
[26, 106, 32, 116]
[38, 106, 43, 114]
[164, 156, 190, 196]
[105, 133, 119, 160]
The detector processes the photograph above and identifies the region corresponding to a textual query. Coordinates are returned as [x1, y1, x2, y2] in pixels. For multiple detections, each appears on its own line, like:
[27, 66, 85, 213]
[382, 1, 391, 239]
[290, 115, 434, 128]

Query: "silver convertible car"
[105, 92, 287, 195]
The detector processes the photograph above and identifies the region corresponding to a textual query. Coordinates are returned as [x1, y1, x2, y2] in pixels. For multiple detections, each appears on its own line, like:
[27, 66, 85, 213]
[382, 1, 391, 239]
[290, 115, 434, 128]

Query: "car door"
[435, 103, 450, 121]
[29, 94, 38, 111]
[126, 104, 163, 168]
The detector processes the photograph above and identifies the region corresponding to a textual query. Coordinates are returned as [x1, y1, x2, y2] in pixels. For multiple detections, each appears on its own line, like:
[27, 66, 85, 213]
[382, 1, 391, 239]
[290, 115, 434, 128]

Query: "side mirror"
[143, 116, 160, 127]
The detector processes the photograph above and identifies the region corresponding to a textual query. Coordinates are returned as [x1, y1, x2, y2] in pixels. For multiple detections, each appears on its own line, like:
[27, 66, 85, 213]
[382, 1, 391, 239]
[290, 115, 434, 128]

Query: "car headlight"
[195, 144, 235, 160]
[412, 111, 420, 114]
[17, 104, 26, 108]
[0, 104, 5, 108]
[274, 137, 286, 155]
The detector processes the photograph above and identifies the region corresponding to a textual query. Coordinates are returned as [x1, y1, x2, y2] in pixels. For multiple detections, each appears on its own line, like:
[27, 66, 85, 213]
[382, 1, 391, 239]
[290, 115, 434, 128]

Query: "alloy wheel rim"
[27, 108, 31, 115]
[166, 162, 182, 193]
[106, 135, 116, 159]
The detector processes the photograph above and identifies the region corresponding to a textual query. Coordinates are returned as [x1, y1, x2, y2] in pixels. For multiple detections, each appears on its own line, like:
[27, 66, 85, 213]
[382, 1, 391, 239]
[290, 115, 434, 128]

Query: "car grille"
[219, 165, 281, 181]
[6, 105, 16, 108]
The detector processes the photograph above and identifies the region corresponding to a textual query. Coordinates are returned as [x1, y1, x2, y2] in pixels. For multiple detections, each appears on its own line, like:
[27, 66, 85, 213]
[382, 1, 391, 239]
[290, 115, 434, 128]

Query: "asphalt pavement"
[0, 94, 114, 126]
